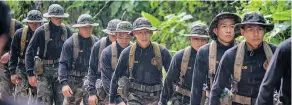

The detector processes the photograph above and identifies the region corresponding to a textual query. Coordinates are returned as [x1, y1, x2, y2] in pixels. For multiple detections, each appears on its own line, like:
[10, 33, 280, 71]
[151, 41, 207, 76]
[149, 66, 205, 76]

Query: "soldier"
[109, 17, 172, 105]
[25, 4, 72, 105]
[88, 21, 133, 105]
[9, 10, 47, 102]
[58, 14, 98, 105]
[86, 19, 121, 104]
[209, 11, 277, 105]
[190, 12, 241, 105]
[256, 37, 291, 105]
[0, 4, 23, 99]
[159, 24, 209, 105]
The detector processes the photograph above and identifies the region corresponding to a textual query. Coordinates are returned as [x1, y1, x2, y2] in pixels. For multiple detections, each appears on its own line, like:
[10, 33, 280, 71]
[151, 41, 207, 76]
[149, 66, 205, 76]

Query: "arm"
[101, 48, 113, 94]
[209, 51, 233, 105]
[25, 27, 42, 76]
[159, 52, 180, 105]
[58, 39, 73, 86]
[256, 44, 285, 105]
[87, 42, 101, 96]
[9, 29, 21, 75]
[190, 49, 208, 105]
[161, 46, 172, 72]
[109, 49, 128, 104]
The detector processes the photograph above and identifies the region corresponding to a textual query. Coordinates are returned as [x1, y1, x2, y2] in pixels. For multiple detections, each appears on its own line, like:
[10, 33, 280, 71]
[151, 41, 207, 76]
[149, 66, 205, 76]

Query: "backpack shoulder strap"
[9, 19, 16, 38]
[208, 41, 217, 87]
[209, 41, 217, 74]
[263, 41, 273, 62]
[61, 23, 68, 40]
[129, 42, 137, 79]
[73, 33, 79, 60]
[111, 42, 118, 70]
[152, 42, 162, 71]
[43, 23, 50, 58]
[179, 46, 192, 85]
[234, 41, 245, 82]
[98, 37, 107, 71]
[20, 26, 29, 56]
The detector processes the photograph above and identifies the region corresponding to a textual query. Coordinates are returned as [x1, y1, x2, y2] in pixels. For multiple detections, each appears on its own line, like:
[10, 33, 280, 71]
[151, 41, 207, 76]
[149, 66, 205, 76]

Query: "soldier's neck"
[246, 42, 262, 51]
[217, 38, 232, 46]
[138, 42, 150, 49]
[109, 35, 116, 42]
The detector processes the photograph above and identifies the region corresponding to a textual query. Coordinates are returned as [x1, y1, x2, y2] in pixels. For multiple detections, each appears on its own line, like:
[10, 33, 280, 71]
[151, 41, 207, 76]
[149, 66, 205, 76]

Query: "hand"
[11, 74, 22, 85]
[117, 102, 126, 105]
[88, 95, 98, 105]
[62, 85, 73, 97]
[263, 60, 269, 70]
[28, 76, 37, 87]
[0, 52, 10, 63]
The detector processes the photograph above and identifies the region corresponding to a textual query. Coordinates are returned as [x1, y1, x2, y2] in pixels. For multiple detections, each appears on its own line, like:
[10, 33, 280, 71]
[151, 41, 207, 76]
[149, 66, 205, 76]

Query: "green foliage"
[235, 0, 291, 44]
[6, 0, 291, 52]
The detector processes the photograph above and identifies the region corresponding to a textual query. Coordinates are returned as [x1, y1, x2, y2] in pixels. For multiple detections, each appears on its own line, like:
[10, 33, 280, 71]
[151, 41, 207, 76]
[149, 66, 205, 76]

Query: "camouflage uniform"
[190, 13, 241, 105]
[86, 19, 121, 104]
[25, 4, 72, 105]
[9, 10, 46, 103]
[59, 14, 98, 105]
[159, 24, 209, 105]
[209, 12, 277, 105]
[109, 17, 172, 105]
[98, 21, 133, 105]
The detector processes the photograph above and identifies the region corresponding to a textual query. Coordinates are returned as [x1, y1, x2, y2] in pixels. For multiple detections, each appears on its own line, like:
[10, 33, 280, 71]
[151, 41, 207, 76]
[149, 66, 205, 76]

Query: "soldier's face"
[133, 29, 152, 46]
[213, 18, 235, 43]
[108, 33, 117, 42]
[241, 24, 265, 48]
[79, 25, 93, 38]
[50, 17, 62, 26]
[189, 36, 208, 51]
[28, 22, 41, 31]
[116, 32, 131, 48]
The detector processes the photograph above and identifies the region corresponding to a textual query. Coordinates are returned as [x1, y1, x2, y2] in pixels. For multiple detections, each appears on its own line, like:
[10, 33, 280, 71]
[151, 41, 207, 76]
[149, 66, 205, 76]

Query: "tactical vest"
[128, 42, 162, 79]
[9, 19, 16, 38]
[98, 37, 107, 72]
[233, 41, 273, 89]
[72, 33, 97, 76]
[20, 26, 29, 56]
[208, 40, 238, 88]
[231, 41, 273, 105]
[43, 23, 68, 58]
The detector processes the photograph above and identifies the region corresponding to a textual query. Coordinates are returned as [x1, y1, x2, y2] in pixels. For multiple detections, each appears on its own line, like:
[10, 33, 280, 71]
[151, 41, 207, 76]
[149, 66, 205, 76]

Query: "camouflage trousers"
[13, 64, 37, 104]
[168, 93, 190, 105]
[36, 64, 64, 105]
[126, 90, 160, 105]
[0, 64, 12, 99]
[63, 76, 88, 105]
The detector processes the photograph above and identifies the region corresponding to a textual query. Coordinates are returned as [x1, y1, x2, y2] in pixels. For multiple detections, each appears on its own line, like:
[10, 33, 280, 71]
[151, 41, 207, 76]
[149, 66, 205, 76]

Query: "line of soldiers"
[0, 3, 290, 105]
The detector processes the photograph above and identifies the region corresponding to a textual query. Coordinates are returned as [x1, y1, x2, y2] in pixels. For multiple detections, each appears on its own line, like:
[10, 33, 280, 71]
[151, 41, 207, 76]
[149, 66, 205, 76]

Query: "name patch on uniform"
[134, 61, 138, 63]
[242, 66, 248, 70]
[188, 67, 192, 69]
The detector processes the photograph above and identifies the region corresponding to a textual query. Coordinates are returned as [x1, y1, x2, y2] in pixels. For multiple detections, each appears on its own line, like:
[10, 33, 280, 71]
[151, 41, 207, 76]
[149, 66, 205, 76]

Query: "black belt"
[175, 86, 191, 97]
[130, 82, 162, 92]
[130, 89, 160, 97]
[43, 59, 59, 65]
